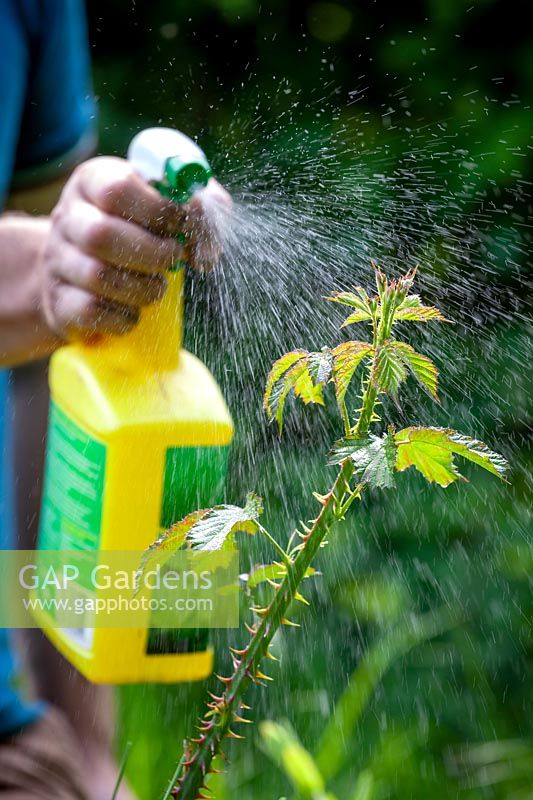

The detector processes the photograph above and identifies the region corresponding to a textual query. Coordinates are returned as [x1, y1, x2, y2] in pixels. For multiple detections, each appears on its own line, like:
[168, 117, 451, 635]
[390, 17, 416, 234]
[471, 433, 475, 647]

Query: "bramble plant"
[137, 265, 508, 800]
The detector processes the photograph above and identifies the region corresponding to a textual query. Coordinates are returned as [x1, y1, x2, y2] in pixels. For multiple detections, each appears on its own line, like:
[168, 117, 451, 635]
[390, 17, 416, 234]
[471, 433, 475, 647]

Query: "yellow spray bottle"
[36, 128, 234, 683]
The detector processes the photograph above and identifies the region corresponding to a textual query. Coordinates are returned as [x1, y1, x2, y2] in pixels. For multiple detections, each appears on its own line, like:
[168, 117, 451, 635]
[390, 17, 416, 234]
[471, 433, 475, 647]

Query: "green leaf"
[328, 433, 396, 489]
[134, 508, 210, 592]
[293, 349, 333, 406]
[328, 436, 373, 465]
[264, 350, 308, 412]
[328, 287, 372, 316]
[373, 342, 407, 396]
[331, 341, 373, 405]
[340, 310, 373, 327]
[186, 492, 264, 551]
[307, 349, 334, 385]
[294, 372, 325, 406]
[264, 349, 334, 431]
[395, 427, 509, 487]
[265, 357, 310, 432]
[391, 340, 439, 399]
[395, 294, 448, 322]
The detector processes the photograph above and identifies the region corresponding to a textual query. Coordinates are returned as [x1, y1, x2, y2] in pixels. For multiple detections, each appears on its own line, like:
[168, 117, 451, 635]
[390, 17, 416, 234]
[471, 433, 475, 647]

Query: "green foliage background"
[87, 1, 532, 798]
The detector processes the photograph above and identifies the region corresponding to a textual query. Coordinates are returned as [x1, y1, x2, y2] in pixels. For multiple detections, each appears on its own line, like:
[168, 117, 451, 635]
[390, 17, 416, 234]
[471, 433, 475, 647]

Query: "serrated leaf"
[392, 340, 439, 399]
[265, 358, 310, 432]
[328, 288, 372, 314]
[264, 349, 334, 431]
[328, 434, 396, 489]
[374, 342, 407, 396]
[294, 372, 325, 405]
[328, 436, 373, 465]
[264, 350, 308, 412]
[332, 341, 373, 405]
[395, 294, 448, 322]
[186, 492, 264, 551]
[340, 311, 373, 327]
[395, 427, 509, 487]
[307, 349, 334, 385]
[134, 508, 210, 593]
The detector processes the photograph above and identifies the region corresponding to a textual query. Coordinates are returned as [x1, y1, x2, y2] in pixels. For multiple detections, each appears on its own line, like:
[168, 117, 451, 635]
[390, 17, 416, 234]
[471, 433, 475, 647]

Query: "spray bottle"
[36, 129, 234, 683]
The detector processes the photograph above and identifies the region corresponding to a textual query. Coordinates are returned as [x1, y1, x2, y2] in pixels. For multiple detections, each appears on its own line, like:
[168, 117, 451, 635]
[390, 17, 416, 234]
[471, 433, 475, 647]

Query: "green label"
[160, 445, 229, 530]
[39, 403, 106, 552]
[151, 444, 230, 654]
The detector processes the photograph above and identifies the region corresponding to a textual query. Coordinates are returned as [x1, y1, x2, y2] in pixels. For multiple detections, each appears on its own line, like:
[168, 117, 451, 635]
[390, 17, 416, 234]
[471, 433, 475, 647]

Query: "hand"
[39, 156, 231, 340]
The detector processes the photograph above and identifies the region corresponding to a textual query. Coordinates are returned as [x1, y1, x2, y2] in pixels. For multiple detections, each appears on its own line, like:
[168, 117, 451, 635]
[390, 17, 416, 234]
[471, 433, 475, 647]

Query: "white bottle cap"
[127, 127, 206, 183]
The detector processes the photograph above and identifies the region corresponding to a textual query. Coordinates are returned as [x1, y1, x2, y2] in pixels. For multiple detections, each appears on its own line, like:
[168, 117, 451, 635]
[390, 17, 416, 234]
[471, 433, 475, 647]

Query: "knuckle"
[145, 274, 167, 303]
[85, 258, 110, 290]
[50, 204, 63, 224]
[71, 159, 93, 185]
[96, 176, 132, 213]
[83, 217, 113, 254]
[77, 295, 103, 329]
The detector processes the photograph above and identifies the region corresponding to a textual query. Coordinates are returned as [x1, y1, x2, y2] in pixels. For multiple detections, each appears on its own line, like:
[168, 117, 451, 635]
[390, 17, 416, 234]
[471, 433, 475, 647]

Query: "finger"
[50, 240, 167, 307]
[74, 157, 189, 236]
[54, 200, 185, 273]
[50, 282, 140, 338]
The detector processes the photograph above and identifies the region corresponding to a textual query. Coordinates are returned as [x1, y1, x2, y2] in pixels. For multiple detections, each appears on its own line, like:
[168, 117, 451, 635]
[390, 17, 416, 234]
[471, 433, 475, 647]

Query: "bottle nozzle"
[128, 127, 212, 203]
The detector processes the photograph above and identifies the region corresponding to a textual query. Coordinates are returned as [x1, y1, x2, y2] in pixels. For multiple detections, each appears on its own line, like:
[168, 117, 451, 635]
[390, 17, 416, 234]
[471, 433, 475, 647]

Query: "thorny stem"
[170, 357, 380, 800]
[171, 460, 356, 799]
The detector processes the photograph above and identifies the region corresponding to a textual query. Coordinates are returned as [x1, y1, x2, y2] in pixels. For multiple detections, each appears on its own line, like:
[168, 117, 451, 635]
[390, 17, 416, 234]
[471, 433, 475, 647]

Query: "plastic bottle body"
[37, 270, 233, 683]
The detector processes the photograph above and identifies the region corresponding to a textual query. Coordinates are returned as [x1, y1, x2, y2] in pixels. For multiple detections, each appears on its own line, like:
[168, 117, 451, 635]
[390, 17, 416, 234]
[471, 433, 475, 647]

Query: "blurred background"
[86, 1, 532, 798]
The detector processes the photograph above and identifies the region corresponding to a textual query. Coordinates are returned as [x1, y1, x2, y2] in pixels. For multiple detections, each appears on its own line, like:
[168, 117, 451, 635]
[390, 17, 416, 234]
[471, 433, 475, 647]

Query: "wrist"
[0, 214, 62, 365]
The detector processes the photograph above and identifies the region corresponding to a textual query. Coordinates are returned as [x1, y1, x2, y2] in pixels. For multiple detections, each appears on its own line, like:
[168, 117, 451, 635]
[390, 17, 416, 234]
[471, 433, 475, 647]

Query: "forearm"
[0, 214, 61, 366]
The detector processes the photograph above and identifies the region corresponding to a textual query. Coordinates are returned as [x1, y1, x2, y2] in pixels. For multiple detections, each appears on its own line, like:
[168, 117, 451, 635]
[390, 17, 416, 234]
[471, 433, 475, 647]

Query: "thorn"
[244, 623, 257, 635]
[229, 646, 247, 656]
[250, 605, 269, 616]
[240, 702, 251, 710]
[233, 713, 252, 724]
[312, 491, 330, 505]
[215, 674, 233, 685]
[226, 728, 245, 739]
[282, 617, 300, 627]
[294, 591, 309, 605]
[266, 648, 279, 661]
[208, 692, 223, 702]
[255, 669, 273, 681]
[266, 579, 281, 589]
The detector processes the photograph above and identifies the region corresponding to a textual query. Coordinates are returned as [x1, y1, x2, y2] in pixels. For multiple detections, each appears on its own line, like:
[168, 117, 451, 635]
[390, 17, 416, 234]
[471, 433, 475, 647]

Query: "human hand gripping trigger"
[39, 154, 231, 343]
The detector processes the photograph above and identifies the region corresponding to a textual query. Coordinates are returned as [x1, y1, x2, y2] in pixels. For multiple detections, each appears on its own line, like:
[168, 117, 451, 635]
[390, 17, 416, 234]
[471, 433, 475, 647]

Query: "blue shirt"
[1, 0, 96, 737]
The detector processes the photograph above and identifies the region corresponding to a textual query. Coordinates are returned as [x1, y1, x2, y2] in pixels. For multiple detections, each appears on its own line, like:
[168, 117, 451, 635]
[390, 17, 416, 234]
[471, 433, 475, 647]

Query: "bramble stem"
[170, 346, 381, 799]
[171, 460, 356, 799]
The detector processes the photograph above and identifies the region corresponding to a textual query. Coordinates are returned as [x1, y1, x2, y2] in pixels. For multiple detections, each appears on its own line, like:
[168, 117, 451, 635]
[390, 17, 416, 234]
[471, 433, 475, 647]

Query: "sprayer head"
[128, 127, 212, 203]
